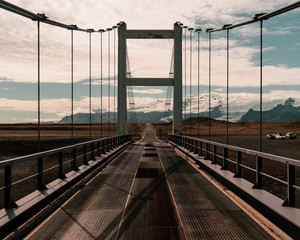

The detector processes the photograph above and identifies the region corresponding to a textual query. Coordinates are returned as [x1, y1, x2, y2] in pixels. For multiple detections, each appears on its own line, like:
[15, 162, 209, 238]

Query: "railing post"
[72, 147, 79, 171]
[105, 139, 108, 152]
[107, 138, 111, 151]
[110, 138, 113, 150]
[195, 139, 199, 154]
[83, 145, 88, 165]
[283, 163, 295, 207]
[234, 151, 241, 178]
[221, 147, 228, 170]
[206, 143, 209, 160]
[100, 139, 106, 154]
[212, 145, 217, 164]
[192, 138, 195, 152]
[58, 151, 66, 179]
[91, 143, 96, 160]
[97, 141, 101, 157]
[110, 137, 113, 149]
[4, 165, 17, 208]
[37, 156, 47, 190]
[200, 141, 203, 156]
[253, 155, 262, 189]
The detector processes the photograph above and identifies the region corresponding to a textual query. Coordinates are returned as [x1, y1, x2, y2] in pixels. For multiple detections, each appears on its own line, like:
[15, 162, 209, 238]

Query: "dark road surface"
[26, 123, 275, 240]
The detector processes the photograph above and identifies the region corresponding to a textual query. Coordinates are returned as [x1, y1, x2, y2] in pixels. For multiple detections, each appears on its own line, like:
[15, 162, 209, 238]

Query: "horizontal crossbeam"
[126, 78, 174, 86]
[126, 30, 174, 39]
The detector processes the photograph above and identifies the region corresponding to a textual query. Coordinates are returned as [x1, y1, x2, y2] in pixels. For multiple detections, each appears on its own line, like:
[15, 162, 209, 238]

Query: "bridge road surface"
[26, 123, 274, 239]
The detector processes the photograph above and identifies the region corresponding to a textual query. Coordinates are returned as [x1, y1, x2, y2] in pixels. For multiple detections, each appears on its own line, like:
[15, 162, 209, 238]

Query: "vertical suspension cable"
[89, 31, 92, 140]
[197, 30, 200, 138]
[37, 20, 41, 152]
[184, 26, 187, 135]
[260, 20, 263, 152]
[114, 27, 116, 136]
[208, 31, 211, 141]
[100, 30, 103, 138]
[107, 29, 111, 137]
[71, 29, 74, 139]
[226, 29, 229, 145]
[189, 29, 193, 136]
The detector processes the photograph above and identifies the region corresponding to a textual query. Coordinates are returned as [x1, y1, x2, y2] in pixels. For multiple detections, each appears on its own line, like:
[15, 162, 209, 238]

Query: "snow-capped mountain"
[59, 95, 300, 123]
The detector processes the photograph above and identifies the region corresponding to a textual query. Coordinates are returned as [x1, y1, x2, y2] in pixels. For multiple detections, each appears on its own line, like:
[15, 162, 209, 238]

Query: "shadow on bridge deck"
[25, 124, 278, 239]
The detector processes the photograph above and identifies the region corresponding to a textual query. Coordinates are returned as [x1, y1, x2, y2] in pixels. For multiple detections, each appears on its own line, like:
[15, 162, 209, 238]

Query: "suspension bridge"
[0, 0, 300, 239]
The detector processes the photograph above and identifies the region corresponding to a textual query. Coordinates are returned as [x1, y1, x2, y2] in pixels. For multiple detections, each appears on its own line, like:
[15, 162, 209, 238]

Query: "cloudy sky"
[0, 0, 299, 123]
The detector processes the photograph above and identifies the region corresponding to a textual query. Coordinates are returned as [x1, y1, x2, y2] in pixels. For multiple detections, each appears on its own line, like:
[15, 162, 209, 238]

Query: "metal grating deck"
[156, 143, 274, 240]
[116, 144, 186, 240]
[27, 144, 143, 240]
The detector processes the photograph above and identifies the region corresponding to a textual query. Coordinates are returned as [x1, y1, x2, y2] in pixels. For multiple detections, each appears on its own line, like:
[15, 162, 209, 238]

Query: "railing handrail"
[169, 134, 300, 167]
[0, 134, 130, 167]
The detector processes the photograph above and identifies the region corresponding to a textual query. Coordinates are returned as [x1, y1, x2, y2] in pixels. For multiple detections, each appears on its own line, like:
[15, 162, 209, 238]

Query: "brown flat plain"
[153, 118, 300, 160]
[0, 123, 145, 161]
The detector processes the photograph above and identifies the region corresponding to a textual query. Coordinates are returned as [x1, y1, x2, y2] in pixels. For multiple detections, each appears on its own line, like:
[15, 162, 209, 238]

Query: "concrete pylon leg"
[173, 23, 182, 135]
[117, 23, 127, 135]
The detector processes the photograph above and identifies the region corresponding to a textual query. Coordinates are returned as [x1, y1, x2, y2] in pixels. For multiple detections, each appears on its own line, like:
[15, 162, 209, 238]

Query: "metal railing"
[0, 134, 131, 209]
[169, 134, 300, 208]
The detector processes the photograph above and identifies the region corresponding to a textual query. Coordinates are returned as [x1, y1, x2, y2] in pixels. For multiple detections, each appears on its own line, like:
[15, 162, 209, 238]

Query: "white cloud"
[133, 89, 165, 94]
[0, 0, 299, 123]
[1, 1, 299, 86]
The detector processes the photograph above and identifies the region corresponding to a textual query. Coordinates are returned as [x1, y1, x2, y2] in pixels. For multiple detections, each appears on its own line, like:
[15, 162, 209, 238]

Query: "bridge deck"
[26, 124, 274, 239]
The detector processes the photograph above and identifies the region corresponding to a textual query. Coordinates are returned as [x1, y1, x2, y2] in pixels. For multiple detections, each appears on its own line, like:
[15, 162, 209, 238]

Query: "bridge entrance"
[117, 23, 182, 135]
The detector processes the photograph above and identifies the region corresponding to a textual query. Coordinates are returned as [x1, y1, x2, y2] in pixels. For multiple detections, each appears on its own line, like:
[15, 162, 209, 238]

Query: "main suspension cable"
[163, 44, 174, 123]
[126, 47, 137, 131]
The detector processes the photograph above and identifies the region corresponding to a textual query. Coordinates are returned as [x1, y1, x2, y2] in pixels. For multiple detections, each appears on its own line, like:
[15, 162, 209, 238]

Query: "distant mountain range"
[58, 105, 223, 124]
[238, 98, 300, 122]
[58, 98, 300, 123]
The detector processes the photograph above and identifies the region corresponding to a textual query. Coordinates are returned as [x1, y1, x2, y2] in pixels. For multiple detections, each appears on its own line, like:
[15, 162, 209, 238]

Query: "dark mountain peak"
[285, 97, 295, 106]
[239, 98, 300, 122]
